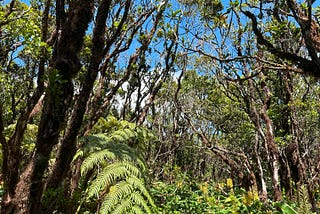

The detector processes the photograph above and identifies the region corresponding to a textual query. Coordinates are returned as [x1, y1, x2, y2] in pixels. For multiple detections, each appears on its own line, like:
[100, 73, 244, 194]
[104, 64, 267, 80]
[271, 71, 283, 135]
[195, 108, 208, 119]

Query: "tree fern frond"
[99, 186, 119, 213]
[98, 142, 146, 170]
[118, 119, 137, 131]
[111, 128, 136, 142]
[79, 135, 146, 172]
[110, 198, 132, 214]
[126, 176, 155, 207]
[98, 177, 155, 213]
[93, 133, 112, 143]
[91, 116, 119, 134]
[86, 163, 131, 198]
[83, 134, 111, 148]
[131, 205, 145, 214]
[99, 182, 133, 213]
[114, 181, 134, 199]
[81, 149, 117, 175]
[296, 185, 312, 214]
[130, 191, 152, 214]
[77, 116, 155, 213]
[121, 162, 142, 177]
[72, 150, 84, 162]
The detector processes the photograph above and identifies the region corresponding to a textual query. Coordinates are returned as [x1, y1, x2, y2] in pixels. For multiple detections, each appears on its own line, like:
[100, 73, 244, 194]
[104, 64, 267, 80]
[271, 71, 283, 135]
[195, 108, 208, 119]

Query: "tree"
[73, 117, 155, 213]
[0, 0, 172, 212]
[242, 0, 320, 77]
[173, 0, 320, 208]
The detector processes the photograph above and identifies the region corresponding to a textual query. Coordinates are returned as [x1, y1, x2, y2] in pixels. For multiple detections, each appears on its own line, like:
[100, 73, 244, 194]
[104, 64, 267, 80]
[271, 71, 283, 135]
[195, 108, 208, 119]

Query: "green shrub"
[149, 169, 299, 214]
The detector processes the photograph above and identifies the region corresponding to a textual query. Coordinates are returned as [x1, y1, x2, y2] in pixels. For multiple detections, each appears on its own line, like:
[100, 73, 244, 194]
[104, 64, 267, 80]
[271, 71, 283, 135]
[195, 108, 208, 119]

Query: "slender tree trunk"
[247, 70, 282, 201]
[254, 133, 268, 201]
[260, 87, 282, 201]
[1, 1, 95, 213]
[45, 0, 112, 193]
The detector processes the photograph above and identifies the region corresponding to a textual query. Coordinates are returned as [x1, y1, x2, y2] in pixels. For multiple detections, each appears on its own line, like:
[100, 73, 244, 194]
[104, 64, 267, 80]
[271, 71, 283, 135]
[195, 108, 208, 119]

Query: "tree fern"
[88, 116, 155, 151]
[86, 162, 141, 198]
[126, 176, 155, 207]
[76, 116, 155, 213]
[98, 176, 155, 213]
[129, 191, 153, 213]
[110, 197, 133, 214]
[80, 141, 145, 175]
[131, 205, 145, 214]
[294, 185, 312, 214]
[100, 182, 134, 213]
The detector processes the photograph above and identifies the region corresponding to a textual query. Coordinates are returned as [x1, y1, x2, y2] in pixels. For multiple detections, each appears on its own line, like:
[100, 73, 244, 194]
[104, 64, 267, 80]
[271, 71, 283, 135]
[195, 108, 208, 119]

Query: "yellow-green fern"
[75, 117, 155, 214]
[294, 185, 313, 214]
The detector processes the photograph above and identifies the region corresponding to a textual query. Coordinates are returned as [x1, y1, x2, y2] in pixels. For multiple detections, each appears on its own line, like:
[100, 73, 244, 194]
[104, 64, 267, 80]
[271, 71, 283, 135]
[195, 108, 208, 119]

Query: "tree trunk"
[261, 96, 282, 201]
[254, 133, 268, 201]
[1, 1, 95, 213]
[45, 0, 111, 193]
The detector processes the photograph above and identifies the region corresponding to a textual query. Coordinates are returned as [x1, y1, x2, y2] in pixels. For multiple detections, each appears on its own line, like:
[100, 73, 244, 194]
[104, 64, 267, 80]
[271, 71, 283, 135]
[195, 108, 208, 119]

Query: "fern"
[294, 185, 312, 214]
[131, 205, 145, 214]
[100, 182, 133, 213]
[126, 176, 155, 207]
[76, 116, 155, 214]
[80, 141, 146, 175]
[86, 162, 140, 198]
[81, 149, 117, 175]
[130, 191, 152, 213]
[111, 197, 132, 214]
[100, 186, 154, 214]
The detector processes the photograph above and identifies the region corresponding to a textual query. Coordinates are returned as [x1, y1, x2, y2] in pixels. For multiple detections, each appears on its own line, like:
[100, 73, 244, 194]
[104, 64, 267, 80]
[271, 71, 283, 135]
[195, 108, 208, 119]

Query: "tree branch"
[243, 10, 320, 77]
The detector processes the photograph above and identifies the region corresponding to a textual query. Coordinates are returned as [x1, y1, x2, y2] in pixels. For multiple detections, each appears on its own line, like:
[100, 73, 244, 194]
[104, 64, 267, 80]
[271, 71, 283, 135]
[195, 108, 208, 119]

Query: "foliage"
[292, 185, 313, 214]
[0, 1, 47, 124]
[1, 0, 320, 213]
[277, 202, 298, 214]
[1, 123, 37, 164]
[150, 169, 299, 214]
[76, 117, 155, 214]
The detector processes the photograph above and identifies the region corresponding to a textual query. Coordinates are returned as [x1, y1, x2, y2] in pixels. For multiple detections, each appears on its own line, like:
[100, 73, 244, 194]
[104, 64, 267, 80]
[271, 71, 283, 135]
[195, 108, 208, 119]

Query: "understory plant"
[150, 167, 304, 214]
[75, 117, 155, 213]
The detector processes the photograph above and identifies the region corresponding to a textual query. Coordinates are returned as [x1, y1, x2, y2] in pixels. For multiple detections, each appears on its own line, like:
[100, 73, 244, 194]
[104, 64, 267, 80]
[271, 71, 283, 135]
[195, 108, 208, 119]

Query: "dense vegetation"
[0, 0, 320, 213]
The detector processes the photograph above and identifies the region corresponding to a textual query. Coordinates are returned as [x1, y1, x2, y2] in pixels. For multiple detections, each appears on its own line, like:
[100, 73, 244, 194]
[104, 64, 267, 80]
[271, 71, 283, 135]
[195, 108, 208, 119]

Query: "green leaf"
[281, 203, 298, 214]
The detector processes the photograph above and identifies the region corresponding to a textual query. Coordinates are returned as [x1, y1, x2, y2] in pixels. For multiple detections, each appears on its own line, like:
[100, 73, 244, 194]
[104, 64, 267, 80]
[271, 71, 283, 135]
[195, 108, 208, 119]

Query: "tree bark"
[260, 107, 282, 201]
[45, 0, 112, 193]
[2, 1, 95, 213]
[254, 133, 268, 201]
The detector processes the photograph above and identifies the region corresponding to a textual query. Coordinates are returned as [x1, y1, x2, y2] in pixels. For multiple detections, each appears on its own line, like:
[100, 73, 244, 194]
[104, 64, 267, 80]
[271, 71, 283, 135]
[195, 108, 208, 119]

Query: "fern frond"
[91, 117, 118, 134]
[77, 116, 155, 213]
[122, 161, 143, 177]
[114, 181, 134, 199]
[83, 134, 112, 148]
[86, 163, 133, 198]
[111, 198, 132, 214]
[99, 187, 119, 213]
[131, 205, 145, 214]
[79, 135, 146, 172]
[72, 150, 84, 162]
[119, 119, 136, 129]
[98, 177, 155, 213]
[81, 149, 117, 175]
[94, 133, 112, 143]
[126, 176, 155, 207]
[110, 128, 136, 142]
[101, 141, 138, 159]
[130, 191, 152, 214]
[296, 185, 312, 214]
[99, 182, 133, 213]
